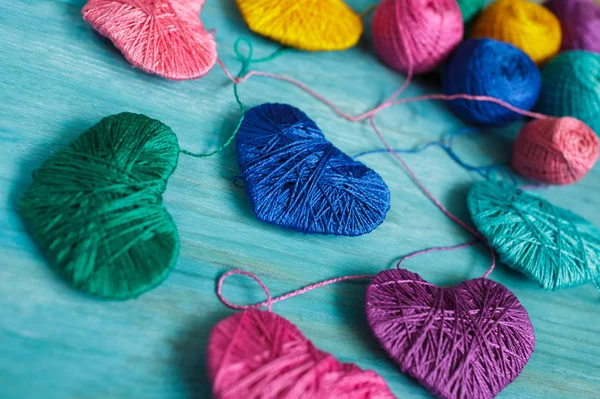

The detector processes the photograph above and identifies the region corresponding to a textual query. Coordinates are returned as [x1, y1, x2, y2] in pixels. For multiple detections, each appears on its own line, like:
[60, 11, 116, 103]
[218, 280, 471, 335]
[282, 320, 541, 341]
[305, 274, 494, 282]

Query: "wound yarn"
[235, 0, 363, 51]
[208, 310, 396, 398]
[545, 0, 600, 53]
[534, 50, 600, 135]
[457, 0, 486, 22]
[18, 113, 180, 299]
[442, 38, 541, 125]
[468, 181, 600, 290]
[209, 271, 396, 399]
[512, 117, 599, 185]
[472, 0, 562, 65]
[82, 0, 217, 80]
[371, 0, 463, 74]
[366, 268, 535, 399]
[236, 103, 391, 236]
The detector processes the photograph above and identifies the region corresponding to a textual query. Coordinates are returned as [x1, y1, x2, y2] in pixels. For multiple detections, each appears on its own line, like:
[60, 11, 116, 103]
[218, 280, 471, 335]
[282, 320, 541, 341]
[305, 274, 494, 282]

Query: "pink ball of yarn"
[512, 117, 599, 185]
[371, 0, 463, 74]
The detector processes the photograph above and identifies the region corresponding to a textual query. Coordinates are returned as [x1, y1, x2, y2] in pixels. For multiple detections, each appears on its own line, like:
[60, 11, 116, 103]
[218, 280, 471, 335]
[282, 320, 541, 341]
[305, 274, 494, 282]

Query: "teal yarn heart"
[19, 113, 180, 299]
[468, 181, 600, 291]
[456, 0, 486, 22]
[236, 103, 390, 236]
[535, 50, 600, 135]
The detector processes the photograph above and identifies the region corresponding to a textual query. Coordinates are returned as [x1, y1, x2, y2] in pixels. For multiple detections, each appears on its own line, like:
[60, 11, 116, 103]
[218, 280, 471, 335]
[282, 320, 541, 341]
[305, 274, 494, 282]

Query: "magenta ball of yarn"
[371, 0, 463, 74]
[512, 117, 599, 185]
[545, 0, 600, 53]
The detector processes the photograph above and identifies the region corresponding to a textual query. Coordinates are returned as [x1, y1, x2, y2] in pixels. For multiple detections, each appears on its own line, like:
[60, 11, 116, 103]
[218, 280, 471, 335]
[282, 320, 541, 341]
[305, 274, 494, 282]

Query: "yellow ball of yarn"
[236, 0, 363, 51]
[472, 0, 562, 64]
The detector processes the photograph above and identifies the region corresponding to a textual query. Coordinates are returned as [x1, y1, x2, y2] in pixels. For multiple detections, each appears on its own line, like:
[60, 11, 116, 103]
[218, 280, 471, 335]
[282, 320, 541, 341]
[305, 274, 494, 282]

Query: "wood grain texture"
[0, 1, 599, 398]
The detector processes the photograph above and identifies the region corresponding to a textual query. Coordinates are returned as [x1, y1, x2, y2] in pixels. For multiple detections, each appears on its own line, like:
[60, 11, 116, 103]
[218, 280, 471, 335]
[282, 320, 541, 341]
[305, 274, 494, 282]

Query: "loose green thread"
[180, 38, 286, 158]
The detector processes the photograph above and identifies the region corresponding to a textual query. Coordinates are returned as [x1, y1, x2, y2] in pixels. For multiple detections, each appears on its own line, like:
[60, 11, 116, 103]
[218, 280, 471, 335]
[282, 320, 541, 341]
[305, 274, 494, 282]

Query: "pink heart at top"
[365, 269, 535, 399]
[208, 309, 397, 399]
[82, 0, 217, 80]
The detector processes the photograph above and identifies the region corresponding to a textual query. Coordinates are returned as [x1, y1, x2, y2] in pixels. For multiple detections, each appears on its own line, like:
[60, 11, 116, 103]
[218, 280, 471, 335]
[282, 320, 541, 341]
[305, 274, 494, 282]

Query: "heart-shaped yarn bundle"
[19, 113, 180, 299]
[236, 103, 390, 236]
[207, 309, 396, 398]
[365, 268, 535, 399]
[545, 0, 600, 53]
[456, 0, 486, 22]
[468, 181, 600, 290]
[535, 50, 600, 135]
[512, 117, 599, 185]
[235, 0, 363, 51]
[472, 0, 561, 65]
[82, 0, 217, 80]
[371, 0, 463, 74]
[442, 38, 541, 125]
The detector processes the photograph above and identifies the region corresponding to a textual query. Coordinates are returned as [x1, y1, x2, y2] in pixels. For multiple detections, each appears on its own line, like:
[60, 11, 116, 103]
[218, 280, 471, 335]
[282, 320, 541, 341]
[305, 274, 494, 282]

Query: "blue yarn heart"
[236, 103, 390, 236]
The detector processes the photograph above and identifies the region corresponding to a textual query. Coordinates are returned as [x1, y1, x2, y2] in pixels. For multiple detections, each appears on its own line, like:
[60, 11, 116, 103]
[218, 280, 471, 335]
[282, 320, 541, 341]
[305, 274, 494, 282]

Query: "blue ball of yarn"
[442, 38, 542, 125]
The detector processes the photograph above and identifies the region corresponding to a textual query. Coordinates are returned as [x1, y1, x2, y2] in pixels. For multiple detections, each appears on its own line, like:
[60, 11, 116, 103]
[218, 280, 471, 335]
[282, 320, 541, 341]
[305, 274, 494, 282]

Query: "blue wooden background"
[1, 0, 599, 398]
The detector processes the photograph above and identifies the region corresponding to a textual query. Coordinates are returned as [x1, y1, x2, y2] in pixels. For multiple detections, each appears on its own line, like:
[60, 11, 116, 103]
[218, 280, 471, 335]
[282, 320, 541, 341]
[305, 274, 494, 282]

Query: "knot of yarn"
[365, 268, 535, 399]
[472, 0, 562, 65]
[371, 0, 463, 74]
[235, 0, 363, 51]
[19, 113, 180, 298]
[236, 103, 390, 236]
[82, 0, 217, 80]
[545, 0, 600, 53]
[468, 181, 600, 291]
[207, 309, 396, 398]
[535, 50, 600, 135]
[442, 38, 541, 125]
[512, 117, 599, 185]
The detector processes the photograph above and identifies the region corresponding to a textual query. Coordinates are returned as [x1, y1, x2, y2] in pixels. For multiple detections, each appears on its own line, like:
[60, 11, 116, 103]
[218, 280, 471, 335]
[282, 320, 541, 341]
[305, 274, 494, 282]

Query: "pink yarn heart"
[208, 309, 396, 398]
[82, 0, 217, 80]
[366, 269, 535, 399]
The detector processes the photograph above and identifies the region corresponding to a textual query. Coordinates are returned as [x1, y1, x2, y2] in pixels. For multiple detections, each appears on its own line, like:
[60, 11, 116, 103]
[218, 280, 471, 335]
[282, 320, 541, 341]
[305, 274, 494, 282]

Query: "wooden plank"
[0, 0, 598, 398]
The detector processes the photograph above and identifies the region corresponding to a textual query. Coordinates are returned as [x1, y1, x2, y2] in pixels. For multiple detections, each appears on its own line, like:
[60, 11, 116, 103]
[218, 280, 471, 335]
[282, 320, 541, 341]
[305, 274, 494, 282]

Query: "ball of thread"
[371, 0, 463, 74]
[235, 0, 363, 51]
[457, 0, 486, 22]
[468, 181, 600, 290]
[18, 113, 181, 299]
[545, 0, 600, 53]
[472, 0, 562, 65]
[208, 310, 396, 398]
[535, 50, 600, 135]
[442, 38, 541, 125]
[512, 117, 599, 185]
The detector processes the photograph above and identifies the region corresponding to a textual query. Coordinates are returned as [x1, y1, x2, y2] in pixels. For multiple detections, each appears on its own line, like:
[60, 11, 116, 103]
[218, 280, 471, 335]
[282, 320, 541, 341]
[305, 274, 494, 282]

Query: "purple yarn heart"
[545, 0, 600, 53]
[365, 268, 535, 399]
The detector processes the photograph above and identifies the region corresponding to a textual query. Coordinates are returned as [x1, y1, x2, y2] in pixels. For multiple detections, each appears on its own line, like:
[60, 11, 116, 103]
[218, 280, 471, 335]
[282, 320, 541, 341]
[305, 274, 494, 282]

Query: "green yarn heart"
[468, 181, 600, 291]
[19, 113, 180, 299]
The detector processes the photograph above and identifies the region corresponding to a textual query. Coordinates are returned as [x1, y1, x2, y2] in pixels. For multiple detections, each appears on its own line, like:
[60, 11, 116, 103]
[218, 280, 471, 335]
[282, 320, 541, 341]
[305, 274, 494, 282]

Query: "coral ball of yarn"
[535, 50, 600, 135]
[472, 0, 562, 64]
[442, 39, 541, 125]
[545, 0, 600, 53]
[371, 0, 463, 74]
[512, 117, 599, 185]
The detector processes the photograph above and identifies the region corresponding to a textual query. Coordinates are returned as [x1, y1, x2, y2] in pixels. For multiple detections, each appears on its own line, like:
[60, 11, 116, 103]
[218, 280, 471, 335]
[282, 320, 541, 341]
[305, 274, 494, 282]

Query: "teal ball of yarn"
[457, 0, 486, 22]
[19, 113, 181, 299]
[535, 50, 600, 135]
[468, 181, 600, 291]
